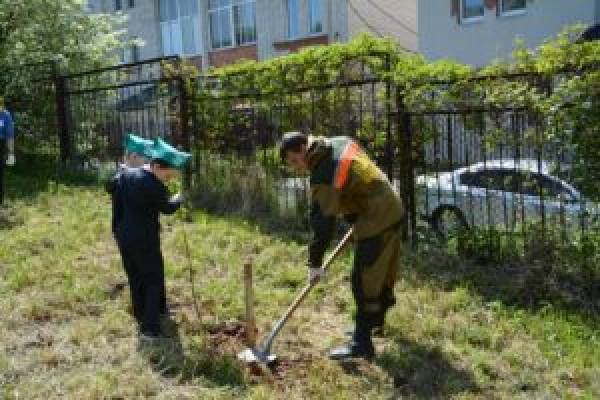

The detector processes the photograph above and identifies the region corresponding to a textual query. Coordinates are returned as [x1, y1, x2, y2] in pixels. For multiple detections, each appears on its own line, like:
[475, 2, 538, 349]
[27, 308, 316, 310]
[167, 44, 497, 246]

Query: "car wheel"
[432, 206, 469, 238]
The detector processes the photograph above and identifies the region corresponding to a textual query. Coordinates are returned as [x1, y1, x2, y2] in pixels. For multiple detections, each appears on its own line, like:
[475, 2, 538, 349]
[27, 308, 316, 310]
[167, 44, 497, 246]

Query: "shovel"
[237, 227, 354, 364]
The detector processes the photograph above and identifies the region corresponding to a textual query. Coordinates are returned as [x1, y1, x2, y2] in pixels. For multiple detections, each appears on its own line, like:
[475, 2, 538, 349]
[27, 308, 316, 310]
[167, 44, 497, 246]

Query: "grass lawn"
[1, 164, 599, 399]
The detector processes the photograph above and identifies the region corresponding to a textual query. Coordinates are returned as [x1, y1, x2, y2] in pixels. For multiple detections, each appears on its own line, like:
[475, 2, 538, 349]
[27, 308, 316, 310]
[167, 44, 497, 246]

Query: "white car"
[416, 159, 599, 236]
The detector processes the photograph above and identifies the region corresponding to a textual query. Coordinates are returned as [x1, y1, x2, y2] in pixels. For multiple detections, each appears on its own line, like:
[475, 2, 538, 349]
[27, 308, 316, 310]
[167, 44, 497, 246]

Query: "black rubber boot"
[329, 340, 375, 361]
[372, 314, 386, 336]
[343, 313, 386, 337]
[347, 291, 396, 337]
[374, 288, 396, 334]
[330, 315, 375, 361]
[346, 319, 385, 337]
[160, 305, 174, 318]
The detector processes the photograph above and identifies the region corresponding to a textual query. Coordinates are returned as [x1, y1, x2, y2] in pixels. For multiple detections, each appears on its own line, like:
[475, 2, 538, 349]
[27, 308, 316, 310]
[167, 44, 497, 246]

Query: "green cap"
[124, 133, 153, 157]
[148, 137, 191, 169]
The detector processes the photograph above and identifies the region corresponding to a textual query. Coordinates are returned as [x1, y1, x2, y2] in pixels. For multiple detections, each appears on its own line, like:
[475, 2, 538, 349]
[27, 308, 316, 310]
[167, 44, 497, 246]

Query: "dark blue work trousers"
[117, 241, 167, 335]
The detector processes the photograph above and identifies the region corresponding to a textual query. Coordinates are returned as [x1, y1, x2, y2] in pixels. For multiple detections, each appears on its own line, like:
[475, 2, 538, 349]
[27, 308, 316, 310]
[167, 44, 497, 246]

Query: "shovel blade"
[237, 347, 277, 364]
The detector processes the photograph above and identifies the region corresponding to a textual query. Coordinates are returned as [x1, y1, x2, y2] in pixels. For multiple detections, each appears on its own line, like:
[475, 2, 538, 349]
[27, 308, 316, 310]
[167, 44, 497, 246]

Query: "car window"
[459, 171, 480, 187]
[460, 168, 575, 200]
[538, 176, 574, 200]
[516, 172, 573, 200]
[460, 169, 515, 192]
[518, 172, 539, 196]
[495, 171, 520, 193]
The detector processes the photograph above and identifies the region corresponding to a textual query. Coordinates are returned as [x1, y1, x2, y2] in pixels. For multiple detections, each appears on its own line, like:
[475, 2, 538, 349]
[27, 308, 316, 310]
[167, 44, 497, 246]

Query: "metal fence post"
[54, 71, 71, 165]
[396, 91, 416, 248]
[178, 75, 191, 190]
[384, 53, 394, 180]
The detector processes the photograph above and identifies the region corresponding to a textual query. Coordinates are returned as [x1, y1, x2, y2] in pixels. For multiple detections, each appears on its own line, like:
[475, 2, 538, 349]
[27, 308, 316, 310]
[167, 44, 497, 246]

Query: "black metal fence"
[186, 58, 599, 256]
[400, 70, 599, 259]
[187, 54, 393, 230]
[0, 61, 60, 163]
[2, 57, 188, 169]
[6, 55, 600, 257]
[60, 56, 186, 169]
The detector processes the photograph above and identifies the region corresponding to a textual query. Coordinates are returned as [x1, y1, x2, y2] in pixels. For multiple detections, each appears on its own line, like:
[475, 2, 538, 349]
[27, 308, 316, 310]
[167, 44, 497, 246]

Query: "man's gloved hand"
[6, 153, 15, 166]
[171, 192, 185, 204]
[308, 267, 326, 284]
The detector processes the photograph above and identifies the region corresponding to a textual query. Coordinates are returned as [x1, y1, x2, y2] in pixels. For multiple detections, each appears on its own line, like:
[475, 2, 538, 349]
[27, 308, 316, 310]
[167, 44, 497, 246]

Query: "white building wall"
[330, 0, 350, 42]
[125, 0, 162, 60]
[256, 0, 288, 60]
[199, 0, 211, 69]
[88, 0, 598, 69]
[257, 0, 347, 60]
[87, 0, 162, 61]
[346, 0, 418, 53]
[418, 0, 596, 67]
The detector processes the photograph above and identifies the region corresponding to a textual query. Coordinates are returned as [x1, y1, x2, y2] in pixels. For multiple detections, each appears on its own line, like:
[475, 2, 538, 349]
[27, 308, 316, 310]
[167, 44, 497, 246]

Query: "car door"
[517, 172, 571, 225]
[518, 171, 545, 223]
[457, 170, 488, 227]
[538, 175, 569, 218]
[458, 169, 510, 228]
[537, 175, 586, 229]
[492, 170, 521, 230]
[465, 169, 530, 231]
[483, 169, 519, 229]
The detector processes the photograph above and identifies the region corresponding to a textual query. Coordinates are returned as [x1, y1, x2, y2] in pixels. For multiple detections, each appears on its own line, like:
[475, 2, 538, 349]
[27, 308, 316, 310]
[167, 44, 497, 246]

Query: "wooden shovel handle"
[263, 227, 355, 350]
[320, 227, 354, 273]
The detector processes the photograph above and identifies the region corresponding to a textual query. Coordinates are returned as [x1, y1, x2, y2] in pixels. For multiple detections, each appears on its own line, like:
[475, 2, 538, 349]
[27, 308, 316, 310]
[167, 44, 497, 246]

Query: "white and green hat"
[148, 137, 191, 169]
[124, 133, 153, 157]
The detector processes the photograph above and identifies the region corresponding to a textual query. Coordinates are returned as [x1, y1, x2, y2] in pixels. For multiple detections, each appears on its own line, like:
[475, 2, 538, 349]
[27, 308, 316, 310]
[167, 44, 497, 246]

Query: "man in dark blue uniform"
[108, 137, 191, 341]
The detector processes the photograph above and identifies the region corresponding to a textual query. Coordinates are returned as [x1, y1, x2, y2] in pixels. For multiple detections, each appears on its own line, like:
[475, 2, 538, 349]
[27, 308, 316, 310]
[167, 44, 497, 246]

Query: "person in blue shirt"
[0, 96, 15, 205]
[107, 137, 191, 341]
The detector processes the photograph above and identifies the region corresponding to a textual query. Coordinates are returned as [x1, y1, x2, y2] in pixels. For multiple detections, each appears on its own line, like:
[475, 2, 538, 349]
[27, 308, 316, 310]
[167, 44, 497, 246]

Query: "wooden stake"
[243, 261, 256, 346]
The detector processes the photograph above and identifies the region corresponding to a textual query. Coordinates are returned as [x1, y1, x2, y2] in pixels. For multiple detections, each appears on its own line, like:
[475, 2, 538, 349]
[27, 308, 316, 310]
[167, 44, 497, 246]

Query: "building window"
[160, 0, 202, 56]
[209, 0, 256, 49]
[180, 0, 201, 54]
[131, 43, 140, 62]
[461, 0, 484, 21]
[501, 0, 526, 14]
[234, 1, 257, 46]
[115, 0, 122, 11]
[119, 42, 141, 64]
[287, 0, 300, 38]
[209, 0, 233, 49]
[128, 0, 135, 8]
[309, 0, 322, 33]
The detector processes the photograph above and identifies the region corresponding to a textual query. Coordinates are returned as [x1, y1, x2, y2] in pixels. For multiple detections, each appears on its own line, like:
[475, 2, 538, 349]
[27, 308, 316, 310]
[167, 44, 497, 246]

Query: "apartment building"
[87, 0, 600, 68]
[349, 0, 598, 65]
